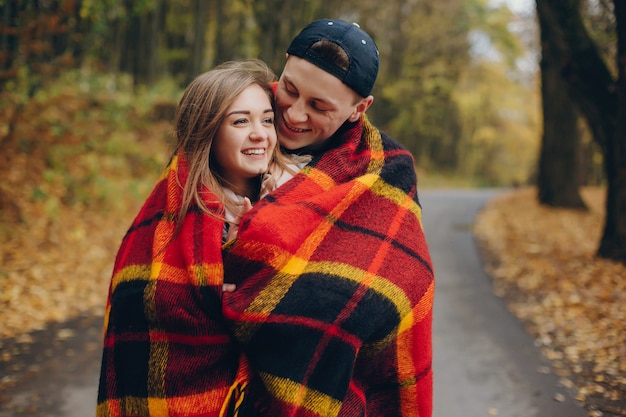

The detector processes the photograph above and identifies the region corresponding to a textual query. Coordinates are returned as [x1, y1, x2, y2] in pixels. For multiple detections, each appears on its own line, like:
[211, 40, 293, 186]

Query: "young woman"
[96, 60, 290, 417]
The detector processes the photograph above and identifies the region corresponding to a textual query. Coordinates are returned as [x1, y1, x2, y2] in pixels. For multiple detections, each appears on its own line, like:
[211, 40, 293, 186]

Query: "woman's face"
[213, 83, 277, 192]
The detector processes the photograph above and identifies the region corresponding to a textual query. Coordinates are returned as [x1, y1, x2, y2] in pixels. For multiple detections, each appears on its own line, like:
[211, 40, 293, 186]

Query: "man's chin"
[277, 132, 304, 150]
[278, 142, 299, 151]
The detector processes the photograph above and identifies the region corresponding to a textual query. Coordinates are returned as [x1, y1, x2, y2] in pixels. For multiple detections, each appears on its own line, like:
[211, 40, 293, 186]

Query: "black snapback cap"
[286, 19, 379, 97]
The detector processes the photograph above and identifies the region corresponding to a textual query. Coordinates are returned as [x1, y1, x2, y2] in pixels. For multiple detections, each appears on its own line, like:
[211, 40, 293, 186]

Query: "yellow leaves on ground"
[0, 204, 130, 340]
[473, 187, 626, 416]
[0, 83, 173, 342]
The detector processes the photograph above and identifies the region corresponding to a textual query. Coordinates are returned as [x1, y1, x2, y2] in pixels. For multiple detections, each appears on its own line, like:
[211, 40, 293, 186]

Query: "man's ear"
[348, 95, 374, 122]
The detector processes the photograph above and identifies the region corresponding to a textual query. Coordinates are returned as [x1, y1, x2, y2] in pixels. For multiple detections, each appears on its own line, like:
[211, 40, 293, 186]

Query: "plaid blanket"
[222, 115, 434, 417]
[97, 154, 249, 417]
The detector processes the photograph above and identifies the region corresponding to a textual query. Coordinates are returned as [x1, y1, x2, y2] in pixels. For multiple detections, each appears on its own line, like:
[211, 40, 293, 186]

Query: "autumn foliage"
[0, 73, 175, 341]
[474, 187, 626, 416]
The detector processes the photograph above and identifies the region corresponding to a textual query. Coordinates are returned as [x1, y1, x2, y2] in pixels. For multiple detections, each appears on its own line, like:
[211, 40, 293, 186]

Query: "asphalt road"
[420, 189, 586, 417]
[0, 189, 587, 417]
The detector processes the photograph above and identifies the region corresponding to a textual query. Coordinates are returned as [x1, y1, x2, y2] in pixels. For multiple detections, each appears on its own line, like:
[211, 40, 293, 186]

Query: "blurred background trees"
[0, 0, 623, 261]
[1, 0, 544, 186]
[535, 0, 625, 260]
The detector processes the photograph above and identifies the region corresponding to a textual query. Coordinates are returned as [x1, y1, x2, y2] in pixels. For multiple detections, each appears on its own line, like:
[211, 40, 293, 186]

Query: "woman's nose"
[249, 123, 269, 141]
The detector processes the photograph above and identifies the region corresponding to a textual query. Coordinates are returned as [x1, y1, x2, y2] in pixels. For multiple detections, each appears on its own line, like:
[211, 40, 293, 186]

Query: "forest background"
[0, 0, 552, 340]
[1, 0, 625, 415]
[1, 0, 615, 218]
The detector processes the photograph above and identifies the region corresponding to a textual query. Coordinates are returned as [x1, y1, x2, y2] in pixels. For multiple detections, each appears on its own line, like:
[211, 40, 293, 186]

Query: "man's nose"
[286, 98, 308, 123]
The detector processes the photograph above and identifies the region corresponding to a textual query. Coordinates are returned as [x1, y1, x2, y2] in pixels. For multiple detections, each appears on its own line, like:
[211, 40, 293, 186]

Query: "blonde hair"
[173, 59, 290, 227]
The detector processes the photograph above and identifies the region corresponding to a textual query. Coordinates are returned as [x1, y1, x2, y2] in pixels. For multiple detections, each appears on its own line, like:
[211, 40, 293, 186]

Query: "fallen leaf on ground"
[474, 186, 626, 417]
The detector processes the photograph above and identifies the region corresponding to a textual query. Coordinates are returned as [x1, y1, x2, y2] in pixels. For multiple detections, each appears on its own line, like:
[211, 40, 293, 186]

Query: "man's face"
[275, 56, 372, 151]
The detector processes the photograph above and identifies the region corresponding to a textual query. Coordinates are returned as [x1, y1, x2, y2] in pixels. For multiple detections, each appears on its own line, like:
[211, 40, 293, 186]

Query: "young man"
[273, 20, 376, 153]
[221, 20, 434, 417]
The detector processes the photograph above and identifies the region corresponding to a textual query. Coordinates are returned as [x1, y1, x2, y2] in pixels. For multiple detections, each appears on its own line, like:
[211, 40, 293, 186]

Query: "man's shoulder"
[374, 128, 410, 153]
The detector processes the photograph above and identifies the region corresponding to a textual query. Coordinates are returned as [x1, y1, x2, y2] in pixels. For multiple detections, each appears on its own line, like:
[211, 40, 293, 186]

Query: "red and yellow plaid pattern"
[97, 155, 249, 417]
[222, 115, 435, 416]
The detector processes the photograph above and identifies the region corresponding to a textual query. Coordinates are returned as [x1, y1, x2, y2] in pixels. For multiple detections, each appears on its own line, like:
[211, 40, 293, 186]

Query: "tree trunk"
[213, 0, 230, 64]
[536, 0, 586, 208]
[133, 5, 160, 87]
[254, 0, 309, 74]
[535, 0, 626, 262]
[537, 0, 626, 262]
[189, 0, 208, 79]
[120, 1, 135, 76]
[164, 1, 188, 80]
[0, 1, 19, 83]
[598, 0, 626, 260]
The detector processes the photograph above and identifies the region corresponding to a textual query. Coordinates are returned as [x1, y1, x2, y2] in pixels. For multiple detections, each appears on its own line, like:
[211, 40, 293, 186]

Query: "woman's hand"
[225, 197, 253, 242]
[222, 197, 253, 293]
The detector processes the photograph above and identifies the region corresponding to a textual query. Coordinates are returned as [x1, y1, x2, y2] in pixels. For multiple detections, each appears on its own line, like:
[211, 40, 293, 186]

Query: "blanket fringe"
[220, 355, 251, 417]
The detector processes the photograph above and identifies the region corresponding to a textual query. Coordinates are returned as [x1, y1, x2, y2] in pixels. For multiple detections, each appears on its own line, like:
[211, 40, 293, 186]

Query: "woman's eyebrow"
[227, 108, 274, 117]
